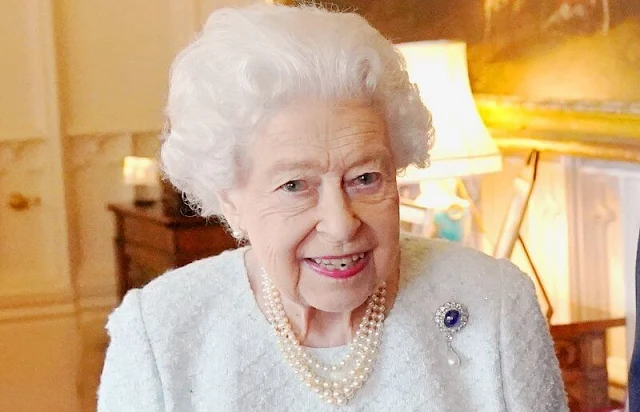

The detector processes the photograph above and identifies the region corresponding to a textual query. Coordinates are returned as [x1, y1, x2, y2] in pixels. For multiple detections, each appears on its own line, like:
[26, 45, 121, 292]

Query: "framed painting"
[272, 0, 640, 163]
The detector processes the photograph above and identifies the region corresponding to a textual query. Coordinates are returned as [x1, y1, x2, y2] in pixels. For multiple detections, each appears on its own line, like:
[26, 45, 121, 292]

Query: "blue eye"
[281, 180, 308, 193]
[354, 173, 380, 186]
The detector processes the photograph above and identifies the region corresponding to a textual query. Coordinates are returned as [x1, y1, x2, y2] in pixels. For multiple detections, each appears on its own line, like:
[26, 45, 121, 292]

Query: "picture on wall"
[304, 0, 640, 103]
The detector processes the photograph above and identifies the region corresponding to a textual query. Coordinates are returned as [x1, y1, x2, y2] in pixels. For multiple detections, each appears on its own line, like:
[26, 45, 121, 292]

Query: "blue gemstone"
[444, 309, 460, 328]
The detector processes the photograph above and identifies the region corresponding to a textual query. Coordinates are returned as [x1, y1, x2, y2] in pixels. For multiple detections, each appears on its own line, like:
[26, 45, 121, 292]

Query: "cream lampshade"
[395, 40, 502, 182]
[123, 156, 159, 206]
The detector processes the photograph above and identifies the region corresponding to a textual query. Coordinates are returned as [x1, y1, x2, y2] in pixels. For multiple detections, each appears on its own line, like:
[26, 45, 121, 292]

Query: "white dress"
[97, 236, 568, 411]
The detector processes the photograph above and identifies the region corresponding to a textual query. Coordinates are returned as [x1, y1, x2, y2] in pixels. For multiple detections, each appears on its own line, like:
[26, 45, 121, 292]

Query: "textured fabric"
[97, 236, 567, 411]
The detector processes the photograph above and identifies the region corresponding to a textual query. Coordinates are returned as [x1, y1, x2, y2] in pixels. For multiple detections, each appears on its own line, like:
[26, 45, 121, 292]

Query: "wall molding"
[0, 293, 75, 323]
[69, 133, 132, 170]
[0, 140, 47, 175]
[567, 165, 618, 319]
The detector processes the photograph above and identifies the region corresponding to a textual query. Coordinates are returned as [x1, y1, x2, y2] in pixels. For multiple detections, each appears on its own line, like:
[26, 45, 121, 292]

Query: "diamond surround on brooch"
[261, 269, 387, 407]
[434, 301, 469, 367]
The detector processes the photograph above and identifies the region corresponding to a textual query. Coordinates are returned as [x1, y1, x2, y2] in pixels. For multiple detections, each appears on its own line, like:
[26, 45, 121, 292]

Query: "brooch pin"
[434, 302, 469, 367]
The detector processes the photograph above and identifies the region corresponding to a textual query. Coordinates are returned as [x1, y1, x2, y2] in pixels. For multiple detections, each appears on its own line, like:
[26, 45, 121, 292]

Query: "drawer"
[175, 225, 236, 256]
[124, 243, 175, 273]
[122, 216, 174, 251]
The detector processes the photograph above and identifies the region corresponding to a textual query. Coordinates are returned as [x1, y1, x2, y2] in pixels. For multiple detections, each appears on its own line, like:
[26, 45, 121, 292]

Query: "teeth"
[311, 253, 365, 270]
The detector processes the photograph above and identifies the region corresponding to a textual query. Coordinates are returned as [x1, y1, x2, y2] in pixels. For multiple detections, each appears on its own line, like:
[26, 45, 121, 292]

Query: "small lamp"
[395, 40, 502, 240]
[123, 156, 159, 207]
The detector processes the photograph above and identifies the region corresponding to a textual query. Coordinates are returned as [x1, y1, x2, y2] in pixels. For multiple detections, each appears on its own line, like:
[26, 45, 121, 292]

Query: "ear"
[217, 189, 244, 232]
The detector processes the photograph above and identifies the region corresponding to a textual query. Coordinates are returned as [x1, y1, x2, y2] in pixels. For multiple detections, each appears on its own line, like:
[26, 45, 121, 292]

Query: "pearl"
[261, 270, 387, 405]
[447, 350, 461, 367]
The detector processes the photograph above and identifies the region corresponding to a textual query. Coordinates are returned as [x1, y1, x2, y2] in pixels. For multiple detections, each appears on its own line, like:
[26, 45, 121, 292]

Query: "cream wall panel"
[0, 314, 80, 412]
[133, 131, 163, 158]
[57, 0, 192, 135]
[566, 159, 640, 379]
[0, 141, 72, 303]
[0, 1, 52, 140]
[518, 159, 570, 324]
[567, 163, 619, 320]
[480, 157, 571, 324]
[68, 134, 132, 304]
[197, 0, 261, 26]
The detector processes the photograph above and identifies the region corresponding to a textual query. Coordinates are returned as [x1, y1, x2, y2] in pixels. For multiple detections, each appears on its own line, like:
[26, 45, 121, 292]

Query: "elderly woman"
[98, 4, 567, 411]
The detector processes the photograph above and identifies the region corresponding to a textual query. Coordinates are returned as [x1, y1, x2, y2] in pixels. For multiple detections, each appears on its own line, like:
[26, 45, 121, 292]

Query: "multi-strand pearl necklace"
[261, 269, 387, 406]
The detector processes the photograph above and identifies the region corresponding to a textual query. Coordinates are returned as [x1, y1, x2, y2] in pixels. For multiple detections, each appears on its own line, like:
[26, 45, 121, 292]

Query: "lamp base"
[133, 185, 157, 208]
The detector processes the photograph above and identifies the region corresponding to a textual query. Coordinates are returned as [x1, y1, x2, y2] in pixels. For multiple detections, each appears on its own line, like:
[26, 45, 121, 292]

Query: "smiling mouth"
[307, 253, 367, 271]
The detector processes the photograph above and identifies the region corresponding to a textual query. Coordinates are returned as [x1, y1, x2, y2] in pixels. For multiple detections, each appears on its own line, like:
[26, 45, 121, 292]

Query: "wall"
[0, 1, 256, 411]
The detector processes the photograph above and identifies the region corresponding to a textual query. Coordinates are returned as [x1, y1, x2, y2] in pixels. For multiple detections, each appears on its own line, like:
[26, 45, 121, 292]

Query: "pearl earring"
[231, 229, 245, 240]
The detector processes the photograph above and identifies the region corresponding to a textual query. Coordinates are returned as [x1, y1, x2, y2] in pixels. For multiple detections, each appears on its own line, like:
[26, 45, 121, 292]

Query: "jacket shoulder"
[400, 236, 533, 300]
[112, 247, 248, 337]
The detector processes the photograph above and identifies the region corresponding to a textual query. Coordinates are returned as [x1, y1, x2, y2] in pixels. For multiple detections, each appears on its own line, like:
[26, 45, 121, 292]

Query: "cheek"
[356, 193, 400, 236]
[246, 206, 318, 297]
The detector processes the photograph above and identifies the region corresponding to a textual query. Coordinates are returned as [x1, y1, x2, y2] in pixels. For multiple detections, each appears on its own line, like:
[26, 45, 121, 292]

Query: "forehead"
[249, 100, 391, 166]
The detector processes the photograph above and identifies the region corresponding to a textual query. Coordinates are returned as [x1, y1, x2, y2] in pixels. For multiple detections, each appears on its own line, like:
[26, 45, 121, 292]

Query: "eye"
[353, 172, 380, 186]
[280, 180, 308, 193]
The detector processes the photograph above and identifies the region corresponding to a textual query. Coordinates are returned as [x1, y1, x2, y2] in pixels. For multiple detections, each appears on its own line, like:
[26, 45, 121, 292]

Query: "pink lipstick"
[305, 252, 370, 279]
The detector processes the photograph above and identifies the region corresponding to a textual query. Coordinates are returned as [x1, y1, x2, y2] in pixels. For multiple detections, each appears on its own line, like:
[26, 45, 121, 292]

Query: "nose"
[316, 185, 361, 242]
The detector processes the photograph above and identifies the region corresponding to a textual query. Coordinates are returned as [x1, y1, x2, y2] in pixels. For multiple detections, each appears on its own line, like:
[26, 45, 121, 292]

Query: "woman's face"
[224, 99, 400, 313]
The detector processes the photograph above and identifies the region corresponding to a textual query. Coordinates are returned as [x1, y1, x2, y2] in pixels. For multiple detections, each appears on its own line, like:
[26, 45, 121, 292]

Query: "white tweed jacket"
[97, 236, 568, 412]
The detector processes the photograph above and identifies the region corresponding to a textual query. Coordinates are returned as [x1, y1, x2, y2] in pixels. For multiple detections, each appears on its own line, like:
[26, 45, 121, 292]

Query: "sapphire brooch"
[434, 302, 469, 367]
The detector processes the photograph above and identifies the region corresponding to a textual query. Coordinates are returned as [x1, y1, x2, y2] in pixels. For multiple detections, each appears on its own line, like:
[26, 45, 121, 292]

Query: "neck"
[244, 249, 398, 348]
[287, 298, 363, 348]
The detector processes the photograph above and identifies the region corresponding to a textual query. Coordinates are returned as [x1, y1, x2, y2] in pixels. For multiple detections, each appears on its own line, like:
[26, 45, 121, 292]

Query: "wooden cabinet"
[108, 203, 237, 300]
[550, 317, 626, 412]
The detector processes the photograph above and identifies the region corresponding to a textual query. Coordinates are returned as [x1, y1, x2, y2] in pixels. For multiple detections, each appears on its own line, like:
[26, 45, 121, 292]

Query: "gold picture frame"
[270, 0, 640, 164]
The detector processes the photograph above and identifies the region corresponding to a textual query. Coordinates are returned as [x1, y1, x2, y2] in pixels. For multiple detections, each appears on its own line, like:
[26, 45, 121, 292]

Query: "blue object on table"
[433, 210, 464, 242]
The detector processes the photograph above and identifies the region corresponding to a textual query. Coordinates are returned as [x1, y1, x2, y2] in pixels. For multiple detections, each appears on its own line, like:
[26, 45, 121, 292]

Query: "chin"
[299, 269, 376, 313]
[305, 291, 370, 313]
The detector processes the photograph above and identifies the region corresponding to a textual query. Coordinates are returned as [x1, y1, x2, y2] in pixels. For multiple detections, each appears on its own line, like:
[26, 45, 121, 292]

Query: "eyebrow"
[265, 148, 393, 177]
[266, 160, 325, 177]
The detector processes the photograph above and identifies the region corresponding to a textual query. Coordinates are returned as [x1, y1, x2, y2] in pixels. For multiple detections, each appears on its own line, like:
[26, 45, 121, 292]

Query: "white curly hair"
[161, 3, 434, 217]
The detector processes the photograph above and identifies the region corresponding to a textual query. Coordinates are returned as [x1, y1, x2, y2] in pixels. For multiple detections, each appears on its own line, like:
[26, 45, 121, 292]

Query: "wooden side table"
[550, 316, 626, 412]
[107, 203, 237, 300]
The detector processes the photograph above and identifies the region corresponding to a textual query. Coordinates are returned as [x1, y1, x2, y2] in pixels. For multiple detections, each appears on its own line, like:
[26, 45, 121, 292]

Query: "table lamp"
[123, 156, 159, 207]
[395, 40, 502, 240]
